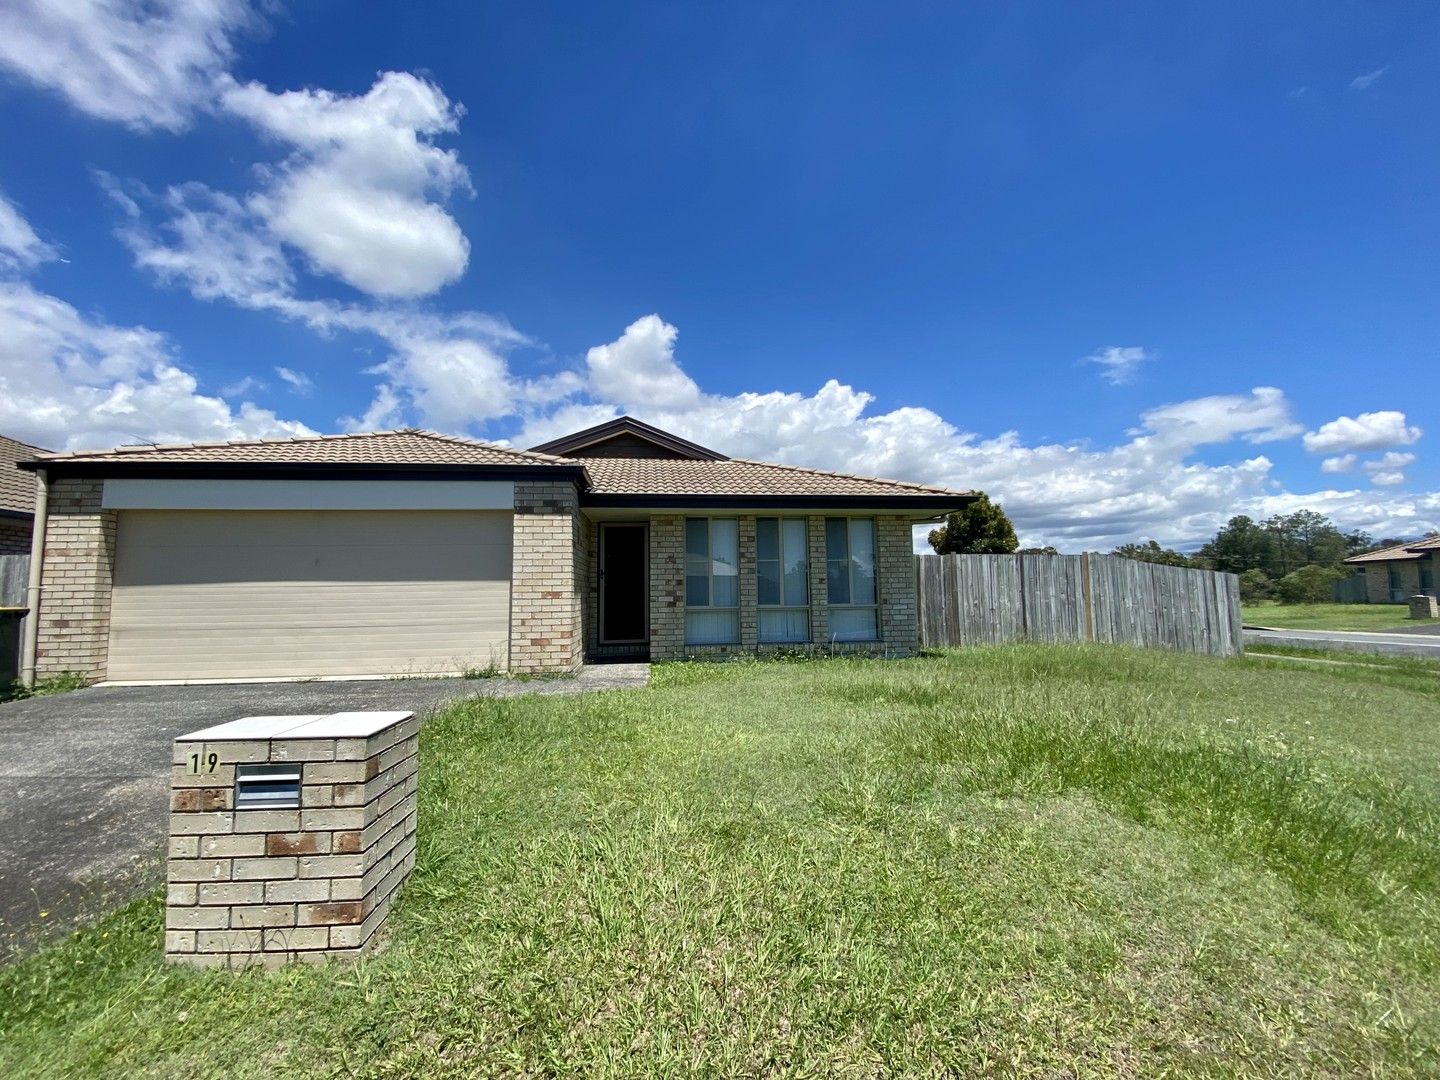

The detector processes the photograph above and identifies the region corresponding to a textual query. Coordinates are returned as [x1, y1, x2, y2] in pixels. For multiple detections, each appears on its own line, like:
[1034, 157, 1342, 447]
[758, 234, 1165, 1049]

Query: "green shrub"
[1276, 564, 1345, 604]
[1239, 567, 1273, 603]
[1, 671, 89, 701]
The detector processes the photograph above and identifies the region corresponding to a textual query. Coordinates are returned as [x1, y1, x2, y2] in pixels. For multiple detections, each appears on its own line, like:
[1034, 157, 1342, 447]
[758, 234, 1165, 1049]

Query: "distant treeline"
[929, 497, 1428, 605]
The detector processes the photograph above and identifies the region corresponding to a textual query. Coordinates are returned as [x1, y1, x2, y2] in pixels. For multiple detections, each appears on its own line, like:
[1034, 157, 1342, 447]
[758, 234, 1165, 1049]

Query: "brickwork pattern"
[807, 514, 829, 644]
[35, 478, 117, 681]
[650, 513, 921, 661]
[511, 479, 583, 673]
[649, 515, 685, 660]
[165, 715, 420, 969]
[875, 515, 920, 655]
[0, 517, 30, 556]
[1363, 560, 1424, 603]
[738, 516, 758, 648]
[580, 516, 598, 655]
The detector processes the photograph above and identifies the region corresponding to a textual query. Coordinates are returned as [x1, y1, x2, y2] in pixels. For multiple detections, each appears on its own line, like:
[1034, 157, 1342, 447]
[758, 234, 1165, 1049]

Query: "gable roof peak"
[529, 415, 727, 460]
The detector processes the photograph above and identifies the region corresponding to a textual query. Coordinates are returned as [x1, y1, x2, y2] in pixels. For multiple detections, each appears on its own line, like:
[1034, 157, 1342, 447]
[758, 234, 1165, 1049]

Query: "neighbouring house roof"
[529, 416, 726, 460]
[21, 430, 579, 475]
[1404, 534, 1440, 553]
[1345, 540, 1427, 564]
[0, 434, 48, 518]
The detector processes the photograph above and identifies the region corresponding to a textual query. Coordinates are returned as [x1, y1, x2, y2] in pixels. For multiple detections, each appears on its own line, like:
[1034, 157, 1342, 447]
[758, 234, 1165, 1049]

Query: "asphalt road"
[0, 666, 648, 961]
[1244, 626, 1440, 658]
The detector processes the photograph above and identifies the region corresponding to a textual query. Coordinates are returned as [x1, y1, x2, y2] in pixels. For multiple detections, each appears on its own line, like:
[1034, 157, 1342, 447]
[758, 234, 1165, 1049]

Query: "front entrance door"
[600, 523, 648, 644]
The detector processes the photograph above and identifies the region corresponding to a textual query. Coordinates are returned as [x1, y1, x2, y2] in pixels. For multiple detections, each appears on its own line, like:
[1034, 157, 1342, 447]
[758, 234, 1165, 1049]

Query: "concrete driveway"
[0, 666, 648, 961]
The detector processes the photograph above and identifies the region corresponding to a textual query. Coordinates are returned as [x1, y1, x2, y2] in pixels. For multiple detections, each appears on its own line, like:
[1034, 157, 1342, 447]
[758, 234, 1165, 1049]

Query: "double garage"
[102, 480, 514, 683]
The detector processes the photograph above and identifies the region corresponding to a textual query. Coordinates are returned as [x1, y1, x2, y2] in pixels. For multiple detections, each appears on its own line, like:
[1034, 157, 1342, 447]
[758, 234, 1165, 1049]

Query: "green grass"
[3, 646, 1440, 1076]
[1244, 600, 1417, 631]
[0, 670, 91, 703]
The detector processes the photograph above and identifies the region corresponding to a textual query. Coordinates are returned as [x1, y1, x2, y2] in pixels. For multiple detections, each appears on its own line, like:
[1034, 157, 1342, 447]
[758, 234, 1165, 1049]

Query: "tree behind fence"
[916, 553, 1242, 657]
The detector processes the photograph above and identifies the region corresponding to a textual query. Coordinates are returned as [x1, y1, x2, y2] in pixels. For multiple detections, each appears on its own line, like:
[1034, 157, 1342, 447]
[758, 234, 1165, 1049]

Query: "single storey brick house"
[19, 417, 972, 684]
[1344, 535, 1440, 603]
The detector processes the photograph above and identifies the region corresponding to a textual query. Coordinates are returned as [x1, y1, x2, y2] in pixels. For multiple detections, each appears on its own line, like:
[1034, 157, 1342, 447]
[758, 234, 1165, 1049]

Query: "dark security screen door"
[600, 524, 648, 643]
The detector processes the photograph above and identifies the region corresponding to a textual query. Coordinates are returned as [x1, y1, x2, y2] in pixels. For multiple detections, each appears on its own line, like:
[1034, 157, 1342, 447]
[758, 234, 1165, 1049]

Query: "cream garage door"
[108, 509, 511, 681]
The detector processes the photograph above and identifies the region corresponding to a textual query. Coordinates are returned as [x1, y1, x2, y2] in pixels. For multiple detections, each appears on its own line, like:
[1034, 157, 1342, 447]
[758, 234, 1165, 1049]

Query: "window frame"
[684, 517, 740, 645]
[825, 517, 880, 642]
[756, 517, 810, 643]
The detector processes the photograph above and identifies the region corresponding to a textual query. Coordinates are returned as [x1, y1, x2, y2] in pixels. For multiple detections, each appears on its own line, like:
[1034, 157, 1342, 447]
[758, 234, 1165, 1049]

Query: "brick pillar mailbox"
[166, 710, 420, 969]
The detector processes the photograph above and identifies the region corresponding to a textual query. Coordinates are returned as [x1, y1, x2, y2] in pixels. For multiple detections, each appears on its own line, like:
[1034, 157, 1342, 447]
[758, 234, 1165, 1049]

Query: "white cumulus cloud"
[1303, 410, 1422, 454]
[218, 71, 472, 298]
[512, 316, 1439, 550]
[1320, 454, 1356, 474]
[0, 0, 256, 131]
[0, 279, 312, 451]
[0, 191, 58, 270]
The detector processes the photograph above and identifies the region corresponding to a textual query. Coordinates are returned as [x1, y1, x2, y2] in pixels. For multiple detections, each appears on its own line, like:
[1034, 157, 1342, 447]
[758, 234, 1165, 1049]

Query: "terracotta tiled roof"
[575, 455, 974, 499]
[29, 430, 573, 468]
[1345, 541, 1426, 564]
[0, 434, 48, 516]
[24, 426, 973, 502]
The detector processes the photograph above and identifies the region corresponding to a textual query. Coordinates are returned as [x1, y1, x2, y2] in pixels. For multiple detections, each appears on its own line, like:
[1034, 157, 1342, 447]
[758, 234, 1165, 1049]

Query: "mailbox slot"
[234, 763, 302, 809]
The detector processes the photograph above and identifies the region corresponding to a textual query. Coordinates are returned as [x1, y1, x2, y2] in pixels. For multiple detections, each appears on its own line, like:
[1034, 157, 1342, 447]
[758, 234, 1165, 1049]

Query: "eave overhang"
[579, 492, 974, 512]
[18, 460, 592, 485]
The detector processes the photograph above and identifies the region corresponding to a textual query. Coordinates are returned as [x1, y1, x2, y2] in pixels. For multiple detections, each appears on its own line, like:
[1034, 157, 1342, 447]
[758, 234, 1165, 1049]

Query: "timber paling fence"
[0, 554, 28, 684]
[0, 554, 29, 609]
[916, 553, 1243, 658]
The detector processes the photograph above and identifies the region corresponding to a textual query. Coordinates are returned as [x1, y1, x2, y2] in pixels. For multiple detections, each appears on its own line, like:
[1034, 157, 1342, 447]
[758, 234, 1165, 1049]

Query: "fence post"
[1080, 551, 1095, 642]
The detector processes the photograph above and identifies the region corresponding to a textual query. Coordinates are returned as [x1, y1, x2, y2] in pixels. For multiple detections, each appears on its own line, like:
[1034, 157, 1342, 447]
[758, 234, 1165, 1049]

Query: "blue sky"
[0, 1, 1435, 549]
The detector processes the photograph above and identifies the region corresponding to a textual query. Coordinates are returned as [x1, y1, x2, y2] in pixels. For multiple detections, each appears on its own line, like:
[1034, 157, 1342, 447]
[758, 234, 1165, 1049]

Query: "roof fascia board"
[21, 460, 590, 485]
[580, 493, 974, 511]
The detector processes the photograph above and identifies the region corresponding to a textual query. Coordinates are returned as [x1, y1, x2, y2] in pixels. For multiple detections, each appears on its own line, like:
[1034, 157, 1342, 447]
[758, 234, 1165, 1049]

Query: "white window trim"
[684, 517, 739, 645]
[826, 517, 880, 642]
[757, 517, 810, 643]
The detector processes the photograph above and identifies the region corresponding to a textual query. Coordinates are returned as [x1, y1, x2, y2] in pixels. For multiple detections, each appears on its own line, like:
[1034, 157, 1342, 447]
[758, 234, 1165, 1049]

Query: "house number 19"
[186, 750, 219, 775]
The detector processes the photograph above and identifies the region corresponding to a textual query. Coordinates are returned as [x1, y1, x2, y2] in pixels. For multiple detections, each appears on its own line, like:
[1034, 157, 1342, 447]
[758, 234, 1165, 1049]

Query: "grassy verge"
[3, 646, 1439, 1076]
[1243, 601, 1416, 631]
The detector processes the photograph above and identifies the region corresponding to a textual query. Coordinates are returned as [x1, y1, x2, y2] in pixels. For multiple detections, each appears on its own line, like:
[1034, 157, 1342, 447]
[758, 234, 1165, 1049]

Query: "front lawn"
[3, 646, 1439, 1076]
[1244, 600, 1416, 632]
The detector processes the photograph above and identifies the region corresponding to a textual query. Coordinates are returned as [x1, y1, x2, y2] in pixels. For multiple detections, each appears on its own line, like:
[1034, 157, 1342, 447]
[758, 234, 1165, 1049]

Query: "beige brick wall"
[806, 514, 829, 644]
[166, 713, 420, 969]
[649, 514, 685, 660]
[1362, 559, 1425, 603]
[649, 513, 920, 661]
[876, 515, 920, 654]
[738, 516, 758, 649]
[580, 515, 598, 655]
[35, 478, 117, 682]
[0, 516, 31, 556]
[510, 479, 583, 673]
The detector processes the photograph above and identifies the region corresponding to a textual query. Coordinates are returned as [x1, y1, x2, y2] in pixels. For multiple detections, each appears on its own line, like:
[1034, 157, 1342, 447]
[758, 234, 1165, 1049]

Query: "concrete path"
[1244, 626, 1440, 659]
[0, 665, 649, 962]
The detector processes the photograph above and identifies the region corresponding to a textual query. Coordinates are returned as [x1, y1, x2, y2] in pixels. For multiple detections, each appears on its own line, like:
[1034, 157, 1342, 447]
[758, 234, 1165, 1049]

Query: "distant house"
[1344, 537, 1440, 602]
[18, 417, 973, 684]
[0, 434, 47, 555]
